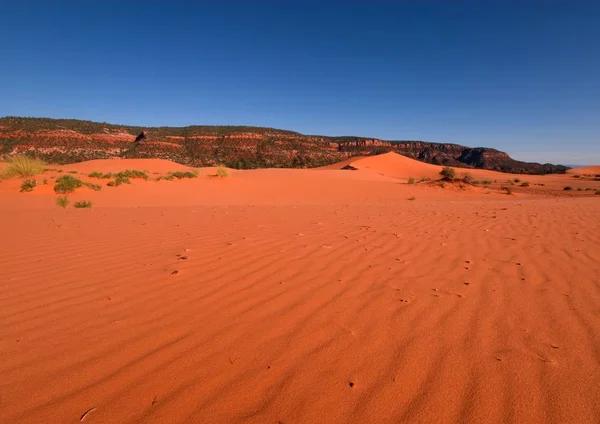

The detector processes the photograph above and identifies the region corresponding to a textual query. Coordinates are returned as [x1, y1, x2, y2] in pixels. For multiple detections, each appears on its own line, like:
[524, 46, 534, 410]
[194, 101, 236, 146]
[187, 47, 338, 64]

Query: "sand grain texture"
[1, 155, 599, 423]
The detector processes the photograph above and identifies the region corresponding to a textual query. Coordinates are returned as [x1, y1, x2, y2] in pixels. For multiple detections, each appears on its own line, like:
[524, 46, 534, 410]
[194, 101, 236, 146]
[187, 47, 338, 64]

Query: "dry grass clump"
[2, 155, 46, 178]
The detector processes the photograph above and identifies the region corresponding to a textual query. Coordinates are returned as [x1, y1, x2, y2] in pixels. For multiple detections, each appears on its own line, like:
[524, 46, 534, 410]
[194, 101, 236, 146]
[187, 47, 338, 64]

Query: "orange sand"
[1, 153, 599, 423]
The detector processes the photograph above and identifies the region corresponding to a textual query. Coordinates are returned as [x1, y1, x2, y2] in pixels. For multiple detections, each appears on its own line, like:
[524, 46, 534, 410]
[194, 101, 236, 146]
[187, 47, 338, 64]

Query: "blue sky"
[1, 1, 598, 165]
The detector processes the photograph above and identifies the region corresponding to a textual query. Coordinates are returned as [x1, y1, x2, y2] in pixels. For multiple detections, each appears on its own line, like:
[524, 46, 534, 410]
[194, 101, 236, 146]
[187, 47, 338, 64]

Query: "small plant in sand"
[407, 177, 415, 184]
[107, 175, 131, 186]
[2, 155, 47, 178]
[54, 175, 84, 193]
[520, 182, 530, 187]
[73, 200, 93, 208]
[156, 175, 175, 181]
[117, 169, 148, 180]
[462, 173, 474, 184]
[88, 171, 114, 179]
[169, 171, 198, 179]
[482, 180, 492, 185]
[439, 166, 456, 181]
[20, 179, 37, 192]
[563, 186, 573, 191]
[68, 170, 78, 174]
[56, 196, 69, 208]
[216, 166, 229, 178]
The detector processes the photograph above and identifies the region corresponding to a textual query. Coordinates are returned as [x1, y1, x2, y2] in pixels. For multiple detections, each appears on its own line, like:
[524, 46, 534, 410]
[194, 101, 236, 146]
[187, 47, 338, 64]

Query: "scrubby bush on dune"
[117, 169, 148, 180]
[216, 166, 229, 178]
[20, 179, 37, 192]
[56, 196, 69, 208]
[54, 175, 84, 193]
[169, 171, 198, 179]
[156, 174, 175, 181]
[439, 166, 456, 180]
[2, 155, 46, 178]
[462, 173, 474, 184]
[88, 171, 114, 179]
[73, 200, 93, 208]
[107, 175, 131, 186]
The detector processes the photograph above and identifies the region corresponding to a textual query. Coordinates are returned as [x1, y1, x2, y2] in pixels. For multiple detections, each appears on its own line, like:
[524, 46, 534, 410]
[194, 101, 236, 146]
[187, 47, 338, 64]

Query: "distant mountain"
[0, 117, 569, 174]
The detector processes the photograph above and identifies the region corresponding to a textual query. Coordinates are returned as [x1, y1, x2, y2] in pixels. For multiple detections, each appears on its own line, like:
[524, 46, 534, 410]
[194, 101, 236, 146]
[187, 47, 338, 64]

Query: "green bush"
[156, 175, 175, 181]
[56, 196, 69, 208]
[169, 171, 198, 179]
[107, 175, 131, 186]
[117, 169, 148, 180]
[73, 200, 93, 208]
[54, 175, 84, 193]
[20, 179, 37, 192]
[2, 155, 46, 178]
[439, 166, 456, 180]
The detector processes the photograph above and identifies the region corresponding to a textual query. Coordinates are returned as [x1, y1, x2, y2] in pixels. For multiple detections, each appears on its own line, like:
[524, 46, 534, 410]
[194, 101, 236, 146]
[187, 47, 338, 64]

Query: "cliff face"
[0, 117, 568, 174]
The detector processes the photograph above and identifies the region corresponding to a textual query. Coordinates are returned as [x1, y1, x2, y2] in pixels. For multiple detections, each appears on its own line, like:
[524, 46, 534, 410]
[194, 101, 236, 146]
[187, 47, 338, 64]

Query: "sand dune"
[60, 158, 194, 174]
[568, 165, 600, 175]
[1, 157, 600, 423]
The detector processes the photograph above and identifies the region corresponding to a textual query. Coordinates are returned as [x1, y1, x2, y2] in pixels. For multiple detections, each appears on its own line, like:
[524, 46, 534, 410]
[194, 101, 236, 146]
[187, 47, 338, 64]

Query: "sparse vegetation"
[482, 180, 492, 185]
[520, 182, 530, 187]
[563, 186, 573, 191]
[88, 171, 113, 179]
[68, 170, 78, 174]
[2, 155, 46, 178]
[439, 166, 456, 180]
[407, 177, 415, 184]
[462, 173, 474, 184]
[117, 169, 148, 180]
[56, 196, 69, 208]
[169, 171, 198, 179]
[501, 186, 512, 194]
[107, 175, 131, 186]
[54, 175, 84, 193]
[73, 200, 93, 208]
[156, 175, 175, 181]
[438, 181, 446, 188]
[216, 166, 229, 178]
[20, 179, 37, 192]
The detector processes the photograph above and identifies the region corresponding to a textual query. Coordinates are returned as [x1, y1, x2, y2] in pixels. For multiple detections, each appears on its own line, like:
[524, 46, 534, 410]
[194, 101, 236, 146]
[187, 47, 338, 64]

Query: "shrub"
[501, 186, 512, 194]
[86, 182, 102, 191]
[407, 177, 415, 184]
[73, 200, 93, 208]
[20, 179, 37, 192]
[54, 175, 84, 193]
[56, 196, 69, 208]
[117, 169, 148, 180]
[107, 175, 131, 186]
[2, 155, 46, 178]
[520, 182, 530, 187]
[439, 166, 456, 180]
[216, 166, 229, 178]
[156, 175, 174, 181]
[563, 186, 573, 191]
[88, 171, 113, 179]
[169, 171, 198, 179]
[462, 173, 474, 184]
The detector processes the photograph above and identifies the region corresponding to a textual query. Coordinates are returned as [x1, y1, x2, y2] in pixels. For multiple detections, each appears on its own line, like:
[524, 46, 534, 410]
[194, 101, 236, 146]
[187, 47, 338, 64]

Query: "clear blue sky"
[1, 1, 599, 165]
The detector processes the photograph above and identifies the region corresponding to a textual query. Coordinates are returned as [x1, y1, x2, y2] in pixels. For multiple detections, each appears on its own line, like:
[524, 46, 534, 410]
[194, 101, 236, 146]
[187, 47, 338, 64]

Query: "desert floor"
[1, 153, 599, 423]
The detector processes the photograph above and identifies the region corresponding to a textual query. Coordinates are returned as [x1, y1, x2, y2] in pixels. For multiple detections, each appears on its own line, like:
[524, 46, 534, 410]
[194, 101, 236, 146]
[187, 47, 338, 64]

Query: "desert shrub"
[501, 186, 512, 194]
[107, 175, 131, 186]
[438, 181, 446, 188]
[563, 186, 573, 191]
[156, 175, 175, 181]
[482, 180, 492, 185]
[407, 177, 415, 184]
[520, 182, 530, 187]
[439, 166, 456, 180]
[20, 179, 37, 192]
[585, 187, 593, 191]
[2, 155, 46, 178]
[86, 182, 102, 191]
[54, 175, 84, 193]
[88, 171, 113, 179]
[419, 177, 430, 182]
[41, 179, 48, 185]
[216, 166, 229, 178]
[73, 200, 93, 208]
[463, 173, 474, 184]
[169, 171, 198, 179]
[117, 169, 148, 180]
[56, 196, 69, 208]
